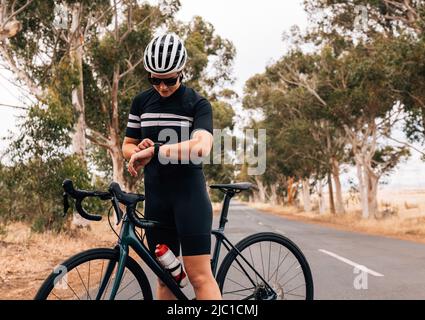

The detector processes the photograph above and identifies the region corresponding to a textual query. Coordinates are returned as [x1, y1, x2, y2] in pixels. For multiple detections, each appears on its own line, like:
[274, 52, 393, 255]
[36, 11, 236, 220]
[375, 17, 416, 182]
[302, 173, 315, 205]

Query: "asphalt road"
[140, 200, 425, 300]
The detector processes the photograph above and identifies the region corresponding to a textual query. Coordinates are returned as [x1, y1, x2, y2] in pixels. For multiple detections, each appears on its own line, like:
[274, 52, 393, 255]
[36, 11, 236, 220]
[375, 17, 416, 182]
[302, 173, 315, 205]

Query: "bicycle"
[35, 179, 314, 300]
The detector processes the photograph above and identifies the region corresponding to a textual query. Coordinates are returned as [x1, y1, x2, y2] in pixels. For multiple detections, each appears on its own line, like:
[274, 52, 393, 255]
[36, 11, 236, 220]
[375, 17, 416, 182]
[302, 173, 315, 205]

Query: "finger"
[128, 166, 137, 177]
[127, 159, 137, 177]
[141, 142, 149, 149]
[142, 140, 153, 148]
[134, 163, 143, 172]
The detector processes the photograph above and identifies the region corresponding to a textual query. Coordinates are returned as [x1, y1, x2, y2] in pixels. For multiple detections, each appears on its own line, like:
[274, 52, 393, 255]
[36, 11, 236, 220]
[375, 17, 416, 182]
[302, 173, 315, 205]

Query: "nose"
[159, 82, 168, 90]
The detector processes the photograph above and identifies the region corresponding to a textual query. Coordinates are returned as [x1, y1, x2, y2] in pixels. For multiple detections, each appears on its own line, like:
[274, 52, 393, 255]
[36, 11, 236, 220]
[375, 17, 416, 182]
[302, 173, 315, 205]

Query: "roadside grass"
[246, 200, 425, 244]
[0, 221, 116, 300]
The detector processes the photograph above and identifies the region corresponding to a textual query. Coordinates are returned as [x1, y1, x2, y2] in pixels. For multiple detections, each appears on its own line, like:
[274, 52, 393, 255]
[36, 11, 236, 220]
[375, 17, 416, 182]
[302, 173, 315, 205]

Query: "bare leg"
[156, 278, 177, 300]
[183, 254, 222, 300]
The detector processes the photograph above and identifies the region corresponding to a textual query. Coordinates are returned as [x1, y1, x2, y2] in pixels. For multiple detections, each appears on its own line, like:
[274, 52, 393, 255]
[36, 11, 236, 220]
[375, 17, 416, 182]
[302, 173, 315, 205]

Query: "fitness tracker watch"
[153, 142, 162, 157]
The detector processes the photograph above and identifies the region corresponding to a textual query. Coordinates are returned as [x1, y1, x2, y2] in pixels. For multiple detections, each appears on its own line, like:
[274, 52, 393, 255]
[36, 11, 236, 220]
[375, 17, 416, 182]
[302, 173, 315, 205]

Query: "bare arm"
[158, 130, 213, 161]
[122, 137, 142, 160]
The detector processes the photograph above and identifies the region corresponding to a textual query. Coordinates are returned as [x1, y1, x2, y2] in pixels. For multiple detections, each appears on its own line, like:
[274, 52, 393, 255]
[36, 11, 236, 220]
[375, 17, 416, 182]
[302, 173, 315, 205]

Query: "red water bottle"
[155, 244, 188, 288]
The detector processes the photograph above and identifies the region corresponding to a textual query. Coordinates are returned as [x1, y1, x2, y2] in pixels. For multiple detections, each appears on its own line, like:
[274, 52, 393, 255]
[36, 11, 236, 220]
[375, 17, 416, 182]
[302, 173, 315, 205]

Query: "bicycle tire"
[216, 232, 314, 300]
[34, 248, 153, 300]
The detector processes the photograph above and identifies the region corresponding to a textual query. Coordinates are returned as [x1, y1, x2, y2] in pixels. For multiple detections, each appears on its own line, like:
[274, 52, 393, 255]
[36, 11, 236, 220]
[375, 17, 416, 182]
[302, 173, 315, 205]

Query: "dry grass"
[0, 221, 117, 300]
[247, 189, 425, 244]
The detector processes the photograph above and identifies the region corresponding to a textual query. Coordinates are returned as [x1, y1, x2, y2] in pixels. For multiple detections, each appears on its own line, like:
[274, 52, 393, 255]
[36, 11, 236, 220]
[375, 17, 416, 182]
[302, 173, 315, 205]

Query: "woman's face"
[150, 72, 181, 98]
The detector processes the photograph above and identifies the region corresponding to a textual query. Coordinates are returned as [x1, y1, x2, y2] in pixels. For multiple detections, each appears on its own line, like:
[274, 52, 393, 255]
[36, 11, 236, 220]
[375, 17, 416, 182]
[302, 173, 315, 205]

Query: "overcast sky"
[0, 0, 424, 188]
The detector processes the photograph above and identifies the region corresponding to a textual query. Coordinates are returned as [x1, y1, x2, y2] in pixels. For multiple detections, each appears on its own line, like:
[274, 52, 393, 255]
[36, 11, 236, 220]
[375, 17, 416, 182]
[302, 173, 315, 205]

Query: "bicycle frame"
[101, 192, 277, 300]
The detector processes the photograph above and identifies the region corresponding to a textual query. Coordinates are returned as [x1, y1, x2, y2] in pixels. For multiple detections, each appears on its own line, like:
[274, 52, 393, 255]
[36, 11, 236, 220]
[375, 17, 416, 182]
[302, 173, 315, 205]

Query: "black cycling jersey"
[125, 84, 214, 256]
[125, 84, 213, 173]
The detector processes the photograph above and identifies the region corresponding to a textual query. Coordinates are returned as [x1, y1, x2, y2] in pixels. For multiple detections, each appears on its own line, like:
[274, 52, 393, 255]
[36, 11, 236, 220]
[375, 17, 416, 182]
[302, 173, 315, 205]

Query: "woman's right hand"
[137, 138, 154, 151]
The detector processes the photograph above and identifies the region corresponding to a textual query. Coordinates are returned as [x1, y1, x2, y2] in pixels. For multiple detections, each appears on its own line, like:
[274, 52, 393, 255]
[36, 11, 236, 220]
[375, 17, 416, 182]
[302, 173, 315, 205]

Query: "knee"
[187, 273, 211, 290]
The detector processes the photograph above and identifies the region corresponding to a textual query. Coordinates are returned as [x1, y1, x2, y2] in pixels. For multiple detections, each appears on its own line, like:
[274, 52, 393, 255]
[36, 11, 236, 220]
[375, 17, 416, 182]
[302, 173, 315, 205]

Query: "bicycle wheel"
[35, 248, 153, 300]
[216, 232, 314, 300]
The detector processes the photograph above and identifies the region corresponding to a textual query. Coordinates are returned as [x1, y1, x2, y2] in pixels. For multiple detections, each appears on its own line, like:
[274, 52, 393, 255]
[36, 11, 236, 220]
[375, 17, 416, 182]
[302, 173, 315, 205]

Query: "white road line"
[319, 249, 384, 277]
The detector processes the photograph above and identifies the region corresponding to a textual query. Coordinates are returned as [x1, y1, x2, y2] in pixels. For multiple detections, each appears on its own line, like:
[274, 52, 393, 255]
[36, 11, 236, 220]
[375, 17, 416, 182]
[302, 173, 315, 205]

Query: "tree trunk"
[366, 167, 379, 218]
[331, 157, 345, 214]
[327, 172, 335, 214]
[318, 179, 326, 214]
[355, 156, 369, 219]
[254, 176, 267, 203]
[301, 178, 312, 212]
[287, 176, 296, 205]
[108, 146, 127, 188]
[269, 183, 278, 206]
[70, 3, 87, 158]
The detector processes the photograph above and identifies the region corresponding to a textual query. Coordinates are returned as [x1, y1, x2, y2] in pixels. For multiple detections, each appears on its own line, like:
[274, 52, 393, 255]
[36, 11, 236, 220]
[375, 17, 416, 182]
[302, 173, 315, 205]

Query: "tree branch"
[387, 135, 425, 156]
[85, 128, 113, 150]
[0, 102, 28, 110]
[119, 56, 144, 80]
[2, 0, 33, 27]
[0, 44, 46, 100]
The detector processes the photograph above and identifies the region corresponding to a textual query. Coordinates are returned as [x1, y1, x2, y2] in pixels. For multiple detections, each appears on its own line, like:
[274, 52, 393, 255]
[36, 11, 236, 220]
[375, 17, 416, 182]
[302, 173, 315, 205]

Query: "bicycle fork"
[95, 220, 131, 300]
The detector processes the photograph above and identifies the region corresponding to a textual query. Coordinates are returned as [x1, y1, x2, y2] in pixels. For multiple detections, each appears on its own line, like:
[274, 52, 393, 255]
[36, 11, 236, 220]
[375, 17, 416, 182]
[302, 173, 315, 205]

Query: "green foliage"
[0, 155, 108, 233]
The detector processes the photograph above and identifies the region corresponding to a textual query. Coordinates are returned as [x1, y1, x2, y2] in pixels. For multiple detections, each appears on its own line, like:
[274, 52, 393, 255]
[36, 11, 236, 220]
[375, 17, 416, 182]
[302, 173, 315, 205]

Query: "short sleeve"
[125, 96, 142, 140]
[192, 98, 213, 136]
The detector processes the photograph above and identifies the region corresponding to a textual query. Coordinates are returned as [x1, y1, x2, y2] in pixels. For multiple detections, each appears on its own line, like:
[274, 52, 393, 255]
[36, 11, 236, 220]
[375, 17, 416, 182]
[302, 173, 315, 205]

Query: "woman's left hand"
[127, 147, 154, 177]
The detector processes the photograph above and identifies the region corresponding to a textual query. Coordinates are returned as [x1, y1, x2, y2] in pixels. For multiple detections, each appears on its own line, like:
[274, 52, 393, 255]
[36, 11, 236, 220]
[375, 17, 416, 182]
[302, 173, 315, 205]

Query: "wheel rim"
[220, 240, 309, 300]
[45, 258, 146, 300]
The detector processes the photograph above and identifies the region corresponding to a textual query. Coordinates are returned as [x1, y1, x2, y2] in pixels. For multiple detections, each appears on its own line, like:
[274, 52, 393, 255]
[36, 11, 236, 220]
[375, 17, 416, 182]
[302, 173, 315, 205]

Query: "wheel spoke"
[285, 283, 305, 294]
[96, 260, 105, 299]
[259, 242, 265, 280]
[116, 271, 137, 297]
[248, 246, 258, 283]
[272, 245, 283, 283]
[277, 260, 298, 284]
[223, 287, 256, 295]
[87, 261, 91, 300]
[225, 277, 251, 290]
[50, 291, 61, 300]
[285, 292, 306, 298]
[268, 251, 289, 282]
[281, 270, 303, 287]
[127, 290, 143, 300]
[57, 276, 81, 300]
[242, 293, 256, 300]
[75, 266, 91, 300]
[267, 241, 271, 281]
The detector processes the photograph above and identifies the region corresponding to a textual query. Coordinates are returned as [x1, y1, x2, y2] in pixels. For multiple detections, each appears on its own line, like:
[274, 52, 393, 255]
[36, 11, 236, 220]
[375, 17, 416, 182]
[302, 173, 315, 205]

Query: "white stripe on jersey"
[140, 113, 194, 122]
[127, 122, 141, 128]
[141, 121, 192, 127]
[129, 114, 141, 121]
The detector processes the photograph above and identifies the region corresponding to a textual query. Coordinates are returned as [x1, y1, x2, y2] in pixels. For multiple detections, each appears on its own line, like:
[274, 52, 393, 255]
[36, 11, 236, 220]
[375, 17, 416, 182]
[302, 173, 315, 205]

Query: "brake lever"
[63, 192, 70, 217]
[112, 196, 123, 225]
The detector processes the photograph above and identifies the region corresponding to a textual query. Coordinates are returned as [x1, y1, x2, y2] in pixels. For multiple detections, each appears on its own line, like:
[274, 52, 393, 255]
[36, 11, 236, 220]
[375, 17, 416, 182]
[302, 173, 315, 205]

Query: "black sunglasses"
[148, 74, 181, 86]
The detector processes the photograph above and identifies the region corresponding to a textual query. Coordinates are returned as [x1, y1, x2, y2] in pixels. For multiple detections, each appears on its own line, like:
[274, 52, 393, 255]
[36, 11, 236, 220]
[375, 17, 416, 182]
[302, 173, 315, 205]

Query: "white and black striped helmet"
[143, 33, 187, 75]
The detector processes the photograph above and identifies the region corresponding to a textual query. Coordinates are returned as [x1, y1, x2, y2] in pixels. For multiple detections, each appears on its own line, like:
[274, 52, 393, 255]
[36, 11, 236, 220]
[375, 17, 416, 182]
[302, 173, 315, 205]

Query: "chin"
[159, 91, 172, 97]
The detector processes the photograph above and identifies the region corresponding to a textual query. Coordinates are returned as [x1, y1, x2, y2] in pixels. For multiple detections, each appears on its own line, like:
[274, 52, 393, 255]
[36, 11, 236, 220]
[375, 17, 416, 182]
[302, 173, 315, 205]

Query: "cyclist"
[122, 33, 222, 300]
